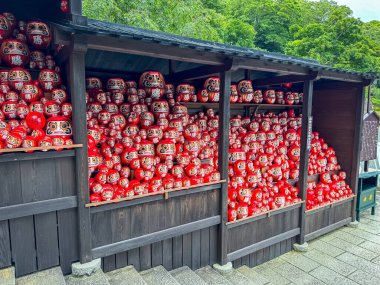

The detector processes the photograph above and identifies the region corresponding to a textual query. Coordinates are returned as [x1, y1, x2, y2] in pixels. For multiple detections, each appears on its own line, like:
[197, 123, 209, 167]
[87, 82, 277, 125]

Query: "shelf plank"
[87, 180, 226, 211]
[0, 144, 83, 154]
[226, 200, 304, 228]
[181, 102, 303, 110]
[0, 149, 77, 163]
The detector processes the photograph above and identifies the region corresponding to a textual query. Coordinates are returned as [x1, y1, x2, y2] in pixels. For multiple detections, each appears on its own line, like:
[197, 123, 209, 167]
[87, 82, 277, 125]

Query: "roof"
[52, 18, 378, 80]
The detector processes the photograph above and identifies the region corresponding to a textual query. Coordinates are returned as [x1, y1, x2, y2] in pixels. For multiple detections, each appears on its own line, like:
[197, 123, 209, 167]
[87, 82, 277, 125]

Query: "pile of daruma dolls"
[305, 133, 353, 210]
[0, 12, 73, 152]
[86, 71, 221, 203]
[175, 77, 302, 105]
[84, 70, 352, 214]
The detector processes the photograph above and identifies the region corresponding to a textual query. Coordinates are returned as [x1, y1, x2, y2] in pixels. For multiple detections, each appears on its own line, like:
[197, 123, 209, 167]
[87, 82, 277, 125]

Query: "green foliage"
[83, 0, 380, 74]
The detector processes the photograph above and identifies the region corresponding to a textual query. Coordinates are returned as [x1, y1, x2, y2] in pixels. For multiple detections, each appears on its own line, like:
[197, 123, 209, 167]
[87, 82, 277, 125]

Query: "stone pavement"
[249, 206, 380, 285]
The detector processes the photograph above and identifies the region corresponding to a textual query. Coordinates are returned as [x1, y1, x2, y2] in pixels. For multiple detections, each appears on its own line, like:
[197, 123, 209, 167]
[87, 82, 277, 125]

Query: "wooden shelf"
[86, 180, 226, 211]
[0, 144, 83, 154]
[0, 149, 77, 163]
[226, 200, 304, 228]
[181, 102, 302, 110]
[305, 195, 355, 215]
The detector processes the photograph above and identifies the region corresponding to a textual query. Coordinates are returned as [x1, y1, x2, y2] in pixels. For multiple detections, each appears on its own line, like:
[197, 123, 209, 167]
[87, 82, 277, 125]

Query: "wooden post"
[67, 0, 87, 25]
[350, 85, 366, 222]
[69, 35, 92, 263]
[297, 80, 314, 245]
[218, 71, 231, 265]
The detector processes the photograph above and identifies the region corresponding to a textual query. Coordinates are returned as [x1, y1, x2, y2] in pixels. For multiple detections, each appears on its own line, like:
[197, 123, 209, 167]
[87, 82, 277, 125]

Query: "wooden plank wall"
[101, 225, 219, 272]
[312, 83, 361, 189]
[0, 156, 78, 277]
[227, 208, 300, 253]
[0, 157, 76, 207]
[232, 237, 296, 268]
[1, 208, 79, 277]
[91, 190, 220, 248]
[305, 200, 352, 235]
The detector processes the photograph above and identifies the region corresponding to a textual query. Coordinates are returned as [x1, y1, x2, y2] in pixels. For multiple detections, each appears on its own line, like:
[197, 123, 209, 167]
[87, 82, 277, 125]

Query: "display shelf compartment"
[305, 195, 355, 215]
[226, 200, 304, 229]
[86, 180, 225, 212]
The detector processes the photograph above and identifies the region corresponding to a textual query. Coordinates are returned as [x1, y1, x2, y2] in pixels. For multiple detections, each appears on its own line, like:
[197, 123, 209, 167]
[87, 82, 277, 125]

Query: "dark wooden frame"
[0, 2, 373, 275]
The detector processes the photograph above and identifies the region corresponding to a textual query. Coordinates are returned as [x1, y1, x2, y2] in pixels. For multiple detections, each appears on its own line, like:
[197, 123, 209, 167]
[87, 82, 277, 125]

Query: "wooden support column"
[69, 35, 92, 263]
[297, 80, 314, 245]
[218, 71, 231, 265]
[67, 0, 87, 25]
[350, 85, 366, 221]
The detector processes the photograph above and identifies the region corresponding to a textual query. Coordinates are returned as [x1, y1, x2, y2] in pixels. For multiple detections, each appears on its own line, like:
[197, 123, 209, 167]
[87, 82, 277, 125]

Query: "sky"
[333, 0, 380, 22]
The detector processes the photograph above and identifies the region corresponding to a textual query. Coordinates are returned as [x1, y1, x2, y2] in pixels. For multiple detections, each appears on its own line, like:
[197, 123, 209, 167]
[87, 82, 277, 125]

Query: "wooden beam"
[226, 228, 300, 262]
[92, 216, 221, 259]
[350, 86, 366, 221]
[234, 58, 309, 75]
[0, 196, 77, 221]
[168, 60, 233, 82]
[218, 70, 231, 265]
[318, 69, 366, 83]
[305, 217, 351, 242]
[252, 73, 318, 87]
[0, 150, 75, 163]
[86, 35, 226, 66]
[69, 35, 92, 263]
[297, 79, 314, 245]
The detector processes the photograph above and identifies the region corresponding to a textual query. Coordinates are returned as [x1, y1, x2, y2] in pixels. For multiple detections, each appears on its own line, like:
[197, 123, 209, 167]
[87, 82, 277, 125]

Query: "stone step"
[16, 267, 65, 285]
[237, 266, 271, 285]
[65, 269, 110, 285]
[140, 265, 180, 285]
[0, 267, 15, 285]
[217, 267, 256, 285]
[195, 266, 232, 285]
[170, 266, 208, 285]
[106, 265, 147, 285]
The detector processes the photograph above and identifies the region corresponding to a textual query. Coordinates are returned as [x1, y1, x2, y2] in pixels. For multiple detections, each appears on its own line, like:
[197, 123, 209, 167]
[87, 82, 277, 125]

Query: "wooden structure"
[0, 0, 377, 277]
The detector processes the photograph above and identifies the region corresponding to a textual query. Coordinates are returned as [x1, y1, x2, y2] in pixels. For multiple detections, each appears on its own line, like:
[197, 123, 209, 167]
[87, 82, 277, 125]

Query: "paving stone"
[309, 266, 358, 285]
[237, 266, 269, 285]
[358, 223, 380, 235]
[251, 267, 290, 285]
[0, 267, 15, 285]
[359, 240, 380, 254]
[330, 231, 366, 245]
[304, 250, 357, 276]
[364, 214, 380, 222]
[360, 218, 380, 228]
[308, 239, 345, 257]
[140, 266, 180, 285]
[348, 269, 380, 285]
[280, 252, 319, 272]
[218, 268, 255, 285]
[326, 237, 379, 260]
[370, 255, 380, 265]
[195, 266, 231, 285]
[170, 266, 208, 285]
[272, 262, 324, 285]
[65, 270, 110, 285]
[337, 252, 380, 278]
[106, 265, 147, 285]
[318, 232, 336, 242]
[349, 229, 380, 244]
[357, 217, 372, 224]
[257, 257, 288, 269]
[17, 267, 65, 285]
